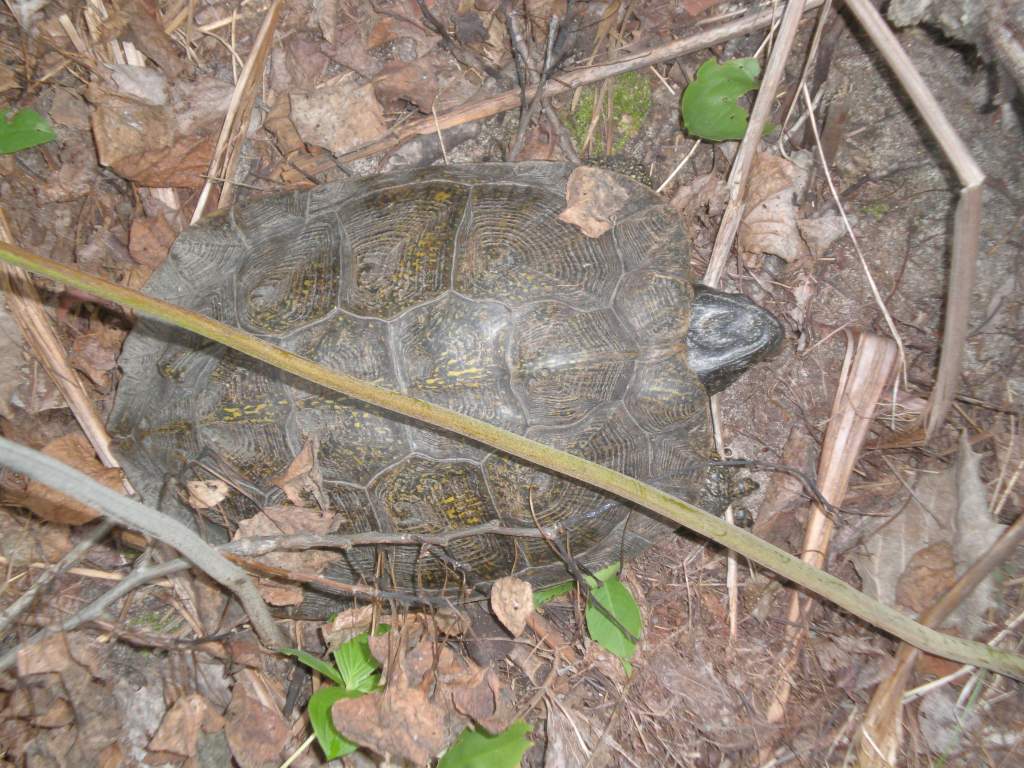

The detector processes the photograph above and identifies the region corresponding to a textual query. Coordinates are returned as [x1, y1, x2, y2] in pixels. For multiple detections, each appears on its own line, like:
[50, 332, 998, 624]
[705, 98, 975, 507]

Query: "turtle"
[109, 162, 783, 614]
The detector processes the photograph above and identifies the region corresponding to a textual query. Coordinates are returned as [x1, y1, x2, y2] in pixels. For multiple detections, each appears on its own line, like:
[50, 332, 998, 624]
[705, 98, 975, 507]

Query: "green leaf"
[533, 562, 622, 608]
[438, 721, 533, 768]
[681, 58, 761, 141]
[585, 576, 642, 668]
[532, 580, 574, 608]
[333, 632, 382, 694]
[307, 686, 361, 760]
[0, 109, 57, 154]
[280, 647, 344, 686]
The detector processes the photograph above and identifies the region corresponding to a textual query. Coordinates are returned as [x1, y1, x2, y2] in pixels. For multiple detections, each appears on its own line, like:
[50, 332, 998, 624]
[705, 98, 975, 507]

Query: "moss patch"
[568, 71, 652, 155]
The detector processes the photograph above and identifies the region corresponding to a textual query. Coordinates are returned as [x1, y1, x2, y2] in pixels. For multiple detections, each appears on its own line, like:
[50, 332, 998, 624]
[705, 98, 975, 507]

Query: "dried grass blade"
[191, 0, 283, 222]
[765, 333, 898, 727]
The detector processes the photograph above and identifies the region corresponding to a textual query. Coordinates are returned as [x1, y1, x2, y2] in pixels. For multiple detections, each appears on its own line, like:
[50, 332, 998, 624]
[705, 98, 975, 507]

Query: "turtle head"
[686, 284, 784, 395]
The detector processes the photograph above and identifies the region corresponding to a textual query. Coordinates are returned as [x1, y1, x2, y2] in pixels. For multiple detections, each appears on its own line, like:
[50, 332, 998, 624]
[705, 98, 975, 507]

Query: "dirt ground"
[1, 1, 1022, 766]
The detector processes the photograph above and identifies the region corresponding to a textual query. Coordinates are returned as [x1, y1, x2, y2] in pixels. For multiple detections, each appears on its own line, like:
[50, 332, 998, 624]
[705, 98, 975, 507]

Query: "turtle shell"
[109, 162, 710, 601]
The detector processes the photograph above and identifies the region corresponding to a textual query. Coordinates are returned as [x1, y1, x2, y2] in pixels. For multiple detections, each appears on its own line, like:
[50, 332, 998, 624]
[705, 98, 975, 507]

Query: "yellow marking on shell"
[447, 367, 483, 378]
[433, 189, 453, 203]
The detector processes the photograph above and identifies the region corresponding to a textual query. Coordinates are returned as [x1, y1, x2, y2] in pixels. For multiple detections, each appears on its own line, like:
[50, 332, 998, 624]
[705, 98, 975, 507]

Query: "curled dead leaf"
[186, 479, 229, 510]
[148, 693, 225, 757]
[332, 682, 449, 765]
[224, 670, 288, 768]
[490, 576, 533, 637]
[270, 438, 326, 509]
[558, 166, 634, 238]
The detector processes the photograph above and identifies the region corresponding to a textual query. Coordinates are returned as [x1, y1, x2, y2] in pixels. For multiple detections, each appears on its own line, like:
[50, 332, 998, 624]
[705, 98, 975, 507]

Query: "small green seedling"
[585, 575, 643, 675]
[439, 720, 533, 768]
[532, 562, 642, 673]
[681, 58, 766, 141]
[0, 109, 56, 154]
[281, 625, 389, 760]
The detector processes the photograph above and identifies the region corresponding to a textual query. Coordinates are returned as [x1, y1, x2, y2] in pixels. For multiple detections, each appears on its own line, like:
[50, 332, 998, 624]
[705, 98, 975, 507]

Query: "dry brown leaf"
[270, 438, 326, 509]
[128, 212, 177, 273]
[895, 541, 956, 613]
[290, 75, 387, 156]
[17, 633, 72, 676]
[332, 678, 449, 764]
[32, 698, 74, 728]
[558, 166, 633, 238]
[233, 505, 339, 604]
[490, 576, 533, 637]
[149, 693, 226, 757]
[263, 94, 306, 157]
[950, 434, 1007, 638]
[122, 0, 187, 79]
[852, 465, 955, 611]
[373, 57, 440, 113]
[186, 479, 229, 510]
[87, 75, 230, 188]
[70, 324, 125, 389]
[17, 433, 124, 525]
[224, 670, 288, 768]
[738, 152, 809, 268]
[854, 436, 1007, 633]
[449, 663, 515, 734]
[98, 743, 124, 768]
[49, 89, 91, 130]
[323, 605, 378, 647]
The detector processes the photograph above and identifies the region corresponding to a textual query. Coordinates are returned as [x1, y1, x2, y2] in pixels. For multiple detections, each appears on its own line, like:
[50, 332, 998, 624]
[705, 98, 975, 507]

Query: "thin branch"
[2, 243, 1022, 678]
[0, 557, 189, 673]
[0, 437, 286, 650]
[0, 519, 114, 635]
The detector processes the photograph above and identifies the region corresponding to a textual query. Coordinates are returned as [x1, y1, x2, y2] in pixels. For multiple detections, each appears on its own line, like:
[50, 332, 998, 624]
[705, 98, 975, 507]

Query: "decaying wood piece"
[191, 0, 283, 222]
[764, 333, 899, 728]
[842, 0, 984, 439]
[858, 507, 1024, 768]
[335, 1, 827, 164]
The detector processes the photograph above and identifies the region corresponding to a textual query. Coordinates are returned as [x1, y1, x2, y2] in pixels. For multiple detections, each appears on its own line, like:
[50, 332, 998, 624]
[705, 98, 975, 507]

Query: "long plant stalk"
[1, 242, 1022, 679]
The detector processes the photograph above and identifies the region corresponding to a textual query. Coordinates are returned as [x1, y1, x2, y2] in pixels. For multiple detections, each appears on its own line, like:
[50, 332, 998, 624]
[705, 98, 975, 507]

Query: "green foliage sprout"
[532, 562, 642, 673]
[0, 109, 56, 154]
[282, 625, 389, 760]
[439, 721, 533, 768]
[681, 58, 763, 141]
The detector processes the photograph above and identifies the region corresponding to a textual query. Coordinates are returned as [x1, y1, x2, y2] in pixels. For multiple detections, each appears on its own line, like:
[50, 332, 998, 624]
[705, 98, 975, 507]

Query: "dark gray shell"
[109, 162, 709, 599]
